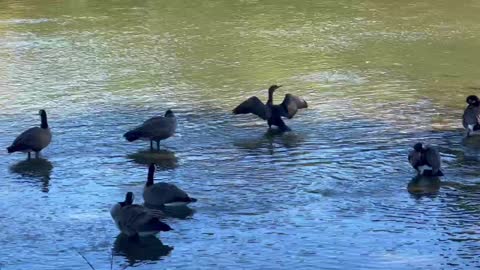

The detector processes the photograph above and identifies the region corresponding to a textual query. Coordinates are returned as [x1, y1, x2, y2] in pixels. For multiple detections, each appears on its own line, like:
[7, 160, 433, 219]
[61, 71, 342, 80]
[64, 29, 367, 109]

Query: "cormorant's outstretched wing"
[233, 96, 270, 120]
[280, 94, 308, 119]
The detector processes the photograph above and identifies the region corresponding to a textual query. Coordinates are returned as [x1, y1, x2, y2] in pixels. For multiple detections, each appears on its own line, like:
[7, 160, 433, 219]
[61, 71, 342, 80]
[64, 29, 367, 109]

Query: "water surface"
[0, 0, 479, 269]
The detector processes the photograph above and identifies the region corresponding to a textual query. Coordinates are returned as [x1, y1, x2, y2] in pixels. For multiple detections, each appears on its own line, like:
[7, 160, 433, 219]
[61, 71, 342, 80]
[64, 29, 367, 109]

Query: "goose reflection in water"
[127, 149, 178, 170]
[462, 134, 480, 149]
[113, 234, 173, 267]
[10, 158, 53, 192]
[407, 175, 441, 196]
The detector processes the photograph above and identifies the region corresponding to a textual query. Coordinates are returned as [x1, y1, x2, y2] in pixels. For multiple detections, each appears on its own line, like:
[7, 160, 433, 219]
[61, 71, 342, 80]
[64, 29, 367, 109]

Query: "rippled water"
[0, 0, 479, 269]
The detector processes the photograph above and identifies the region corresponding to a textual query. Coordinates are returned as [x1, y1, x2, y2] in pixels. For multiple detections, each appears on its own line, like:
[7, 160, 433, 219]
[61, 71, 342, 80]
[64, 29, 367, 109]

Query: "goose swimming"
[462, 95, 480, 137]
[232, 85, 308, 132]
[143, 164, 197, 207]
[7, 109, 52, 159]
[408, 143, 444, 177]
[110, 192, 172, 239]
[124, 109, 176, 150]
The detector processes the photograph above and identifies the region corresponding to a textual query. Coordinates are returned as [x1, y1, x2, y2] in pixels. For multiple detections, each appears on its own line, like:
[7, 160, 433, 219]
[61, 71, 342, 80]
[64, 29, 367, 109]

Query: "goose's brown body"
[7, 110, 51, 159]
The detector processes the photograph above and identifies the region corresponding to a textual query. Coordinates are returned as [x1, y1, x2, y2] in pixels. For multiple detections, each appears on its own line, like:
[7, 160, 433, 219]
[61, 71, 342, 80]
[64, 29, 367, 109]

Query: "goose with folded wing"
[408, 143, 444, 177]
[462, 95, 480, 137]
[7, 109, 51, 159]
[124, 109, 176, 150]
[143, 164, 197, 207]
[110, 192, 172, 239]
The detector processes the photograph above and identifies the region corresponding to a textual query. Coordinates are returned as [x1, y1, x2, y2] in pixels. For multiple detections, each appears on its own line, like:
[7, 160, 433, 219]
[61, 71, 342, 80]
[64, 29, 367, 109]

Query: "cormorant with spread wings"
[232, 85, 308, 131]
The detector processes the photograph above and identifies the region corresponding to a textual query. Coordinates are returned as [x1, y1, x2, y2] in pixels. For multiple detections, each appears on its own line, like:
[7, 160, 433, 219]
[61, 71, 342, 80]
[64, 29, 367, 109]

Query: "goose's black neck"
[123, 192, 134, 206]
[146, 164, 155, 187]
[40, 111, 48, 129]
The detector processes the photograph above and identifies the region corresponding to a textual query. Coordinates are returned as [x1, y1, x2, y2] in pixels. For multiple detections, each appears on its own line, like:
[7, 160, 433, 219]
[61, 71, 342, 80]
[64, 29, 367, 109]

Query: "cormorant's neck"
[267, 90, 274, 105]
[40, 113, 48, 129]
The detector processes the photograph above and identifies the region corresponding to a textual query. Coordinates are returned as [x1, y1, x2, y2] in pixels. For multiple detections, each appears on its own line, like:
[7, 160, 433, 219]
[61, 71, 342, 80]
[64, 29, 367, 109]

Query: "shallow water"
[0, 0, 479, 269]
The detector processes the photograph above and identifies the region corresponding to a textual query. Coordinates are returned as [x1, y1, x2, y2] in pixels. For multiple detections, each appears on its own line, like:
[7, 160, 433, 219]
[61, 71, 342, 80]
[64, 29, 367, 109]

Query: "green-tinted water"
[0, 0, 479, 269]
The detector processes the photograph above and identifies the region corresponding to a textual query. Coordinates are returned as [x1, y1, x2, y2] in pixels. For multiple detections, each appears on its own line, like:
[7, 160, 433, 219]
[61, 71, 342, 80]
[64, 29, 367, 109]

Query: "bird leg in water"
[27, 152, 31, 160]
[156, 140, 160, 151]
[150, 140, 153, 151]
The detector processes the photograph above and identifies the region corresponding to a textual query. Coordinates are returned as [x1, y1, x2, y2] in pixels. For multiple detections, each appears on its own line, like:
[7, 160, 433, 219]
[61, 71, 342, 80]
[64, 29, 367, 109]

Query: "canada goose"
[124, 110, 176, 150]
[7, 109, 52, 159]
[232, 85, 308, 132]
[408, 143, 444, 177]
[462, 95, 480, 137]
[110, 192, 172, 239]
[143, 164, 197, 207]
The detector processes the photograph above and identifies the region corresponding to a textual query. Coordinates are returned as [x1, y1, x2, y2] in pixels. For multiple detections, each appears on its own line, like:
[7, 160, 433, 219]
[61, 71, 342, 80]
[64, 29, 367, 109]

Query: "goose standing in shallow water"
[232, 85, 308, 132]
[110, 192, 172, 239]
[124, 109, 176, 150]
[408, 143, 444, 177]
[7, 109, 51, 159]
[462, 95, 480, 137]
[143, 164, 197, 207]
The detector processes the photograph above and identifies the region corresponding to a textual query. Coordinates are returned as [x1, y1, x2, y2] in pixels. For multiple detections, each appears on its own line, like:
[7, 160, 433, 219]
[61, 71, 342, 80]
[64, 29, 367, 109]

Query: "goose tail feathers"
[149, 219, 173, 232]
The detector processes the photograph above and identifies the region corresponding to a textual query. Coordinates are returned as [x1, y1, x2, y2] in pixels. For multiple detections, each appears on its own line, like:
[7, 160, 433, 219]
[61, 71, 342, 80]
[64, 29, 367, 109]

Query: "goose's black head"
[164, 109, 175, 117]
[124, 192, 134, 206]
[268, 85, 282, 94]
[413, 143, 425, 153]
[39, 109, 48, 129]
[466, 95, 480, 106]
[146, 163, 156, 187]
